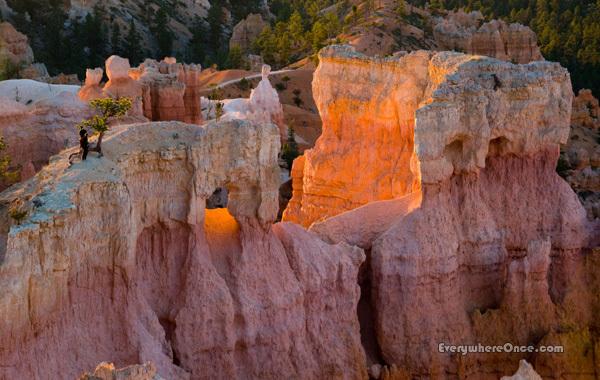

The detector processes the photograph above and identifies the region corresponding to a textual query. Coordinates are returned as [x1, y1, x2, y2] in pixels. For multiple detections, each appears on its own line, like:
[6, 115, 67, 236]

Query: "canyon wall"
[433, 11, 543, 64]
[0, 119, 366, 379]
[293, 45, 597, 378]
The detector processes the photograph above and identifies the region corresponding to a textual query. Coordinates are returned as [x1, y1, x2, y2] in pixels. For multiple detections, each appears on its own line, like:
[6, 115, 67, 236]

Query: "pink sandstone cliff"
[0, 119, 366, 379]
[0, 81, 90, 190]
[290, 45, 597, 378]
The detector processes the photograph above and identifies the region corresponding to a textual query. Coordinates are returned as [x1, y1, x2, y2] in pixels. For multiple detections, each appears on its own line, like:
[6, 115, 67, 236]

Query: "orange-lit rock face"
[303, 46, 594, 378]
[283, 49, 431, 227]
[284, 45, 568, 227]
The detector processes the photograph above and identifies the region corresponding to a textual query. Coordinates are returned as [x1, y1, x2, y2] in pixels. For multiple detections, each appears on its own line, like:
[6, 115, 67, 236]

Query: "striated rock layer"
[0, 119, 366, 379]
[283, 47, 428, 226]
[290, 45, 597, 378]
[283, 44, 560, 227]
[433, 11, 543, 64]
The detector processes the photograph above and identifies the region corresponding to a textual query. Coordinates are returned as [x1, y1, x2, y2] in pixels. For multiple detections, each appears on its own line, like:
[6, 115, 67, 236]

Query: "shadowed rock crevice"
[357, 248, 385, 372]
[158, 317, 181, 366]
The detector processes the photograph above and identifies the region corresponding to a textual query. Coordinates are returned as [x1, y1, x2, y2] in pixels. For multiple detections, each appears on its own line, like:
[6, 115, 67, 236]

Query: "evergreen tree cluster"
[176, 0, 263, 69]
[5, 0, 195, 79]
[407, 0, 600, 96]
[251, 0, 343, 68]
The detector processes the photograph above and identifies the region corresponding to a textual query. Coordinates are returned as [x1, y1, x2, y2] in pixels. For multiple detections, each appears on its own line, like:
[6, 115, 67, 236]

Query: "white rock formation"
[501, 360, 543, 380]
[0, 79, 80, 104]
[219, 65, 285, 134]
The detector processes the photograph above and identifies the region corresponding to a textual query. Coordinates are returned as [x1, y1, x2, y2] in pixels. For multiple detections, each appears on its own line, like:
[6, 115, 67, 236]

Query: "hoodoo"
[290, 45, 597, 377]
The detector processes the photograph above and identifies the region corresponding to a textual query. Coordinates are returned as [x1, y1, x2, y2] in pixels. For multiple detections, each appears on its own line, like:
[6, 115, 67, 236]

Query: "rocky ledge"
[0, 119, 365, 379]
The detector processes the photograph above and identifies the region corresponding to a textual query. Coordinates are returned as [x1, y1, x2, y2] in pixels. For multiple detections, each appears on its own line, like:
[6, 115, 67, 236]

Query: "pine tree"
[288, 11, 305, 49]
[189, 16, 208, 64]
[77, 98, 133, 156]
[226, 45, 244, 69]
[111, 22, 122, 56]
[207, 0, 224, 52]
[124, 20, 143, 66]
[152, 7, 174, 58]
[253, 25, 277, 66]
[311, 21, 328, 53]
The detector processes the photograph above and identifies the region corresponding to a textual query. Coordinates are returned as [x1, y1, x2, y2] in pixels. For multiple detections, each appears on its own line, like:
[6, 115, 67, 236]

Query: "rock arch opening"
[206, 187, 228, 209]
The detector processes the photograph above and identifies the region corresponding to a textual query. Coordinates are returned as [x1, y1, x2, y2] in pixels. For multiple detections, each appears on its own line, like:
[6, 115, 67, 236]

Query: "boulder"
[103, 56, 143, 104]
[79, 68, 104, 101]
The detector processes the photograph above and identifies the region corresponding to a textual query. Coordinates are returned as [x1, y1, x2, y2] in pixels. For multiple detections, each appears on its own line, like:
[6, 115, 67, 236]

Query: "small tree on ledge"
[77, 97, 132, 156]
